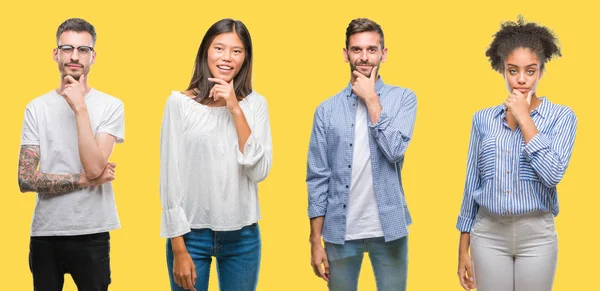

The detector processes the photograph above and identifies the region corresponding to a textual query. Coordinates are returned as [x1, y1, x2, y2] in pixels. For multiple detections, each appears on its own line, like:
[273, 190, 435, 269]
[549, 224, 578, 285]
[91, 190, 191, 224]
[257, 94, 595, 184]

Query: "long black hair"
[187, 19, 253, 104]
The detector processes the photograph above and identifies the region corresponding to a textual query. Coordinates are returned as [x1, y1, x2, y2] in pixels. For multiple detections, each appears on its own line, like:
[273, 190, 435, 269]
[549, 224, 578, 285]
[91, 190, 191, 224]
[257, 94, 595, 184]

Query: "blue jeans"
[166, 223, 261, 291]
[325, 236, 408, 291]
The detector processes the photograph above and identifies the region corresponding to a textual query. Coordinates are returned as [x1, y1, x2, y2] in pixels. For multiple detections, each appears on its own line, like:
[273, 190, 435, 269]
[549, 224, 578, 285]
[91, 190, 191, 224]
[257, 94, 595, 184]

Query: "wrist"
[365, 96, 381, 110]
[73, 104, 88, 114]
[173, 249, 189, 256]
[78, 174, 89, 188]
[309, 236, 322, 246]
[229, 104, 243, 115]
[364, 92, 379, 104]
[172, 247, 189, 256]
[515, 112, 532, 125]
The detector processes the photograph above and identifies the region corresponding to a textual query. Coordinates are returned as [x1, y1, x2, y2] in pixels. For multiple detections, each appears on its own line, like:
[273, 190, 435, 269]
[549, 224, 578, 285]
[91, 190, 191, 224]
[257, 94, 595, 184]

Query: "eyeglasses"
[57, 45, 94, 55]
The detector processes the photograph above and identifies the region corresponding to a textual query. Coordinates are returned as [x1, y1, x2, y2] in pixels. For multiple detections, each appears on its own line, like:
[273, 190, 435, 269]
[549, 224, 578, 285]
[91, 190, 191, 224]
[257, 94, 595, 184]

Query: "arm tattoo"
[18, 145, 81, 194]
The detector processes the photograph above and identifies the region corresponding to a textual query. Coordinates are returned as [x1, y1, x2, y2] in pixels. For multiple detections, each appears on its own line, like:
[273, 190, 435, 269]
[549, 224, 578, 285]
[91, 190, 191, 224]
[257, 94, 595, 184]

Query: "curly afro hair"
[485, 16, 561, 73]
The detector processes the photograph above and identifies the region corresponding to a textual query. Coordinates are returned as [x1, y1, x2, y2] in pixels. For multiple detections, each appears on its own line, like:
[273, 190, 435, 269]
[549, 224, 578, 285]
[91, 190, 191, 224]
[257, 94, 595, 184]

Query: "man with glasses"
[18, 18, 124, 291]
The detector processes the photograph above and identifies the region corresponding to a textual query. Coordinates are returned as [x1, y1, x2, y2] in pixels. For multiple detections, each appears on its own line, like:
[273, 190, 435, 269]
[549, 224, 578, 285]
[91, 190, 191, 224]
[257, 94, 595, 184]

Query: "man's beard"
[350, 61, 377, 78]
[60, 62, 85, 80]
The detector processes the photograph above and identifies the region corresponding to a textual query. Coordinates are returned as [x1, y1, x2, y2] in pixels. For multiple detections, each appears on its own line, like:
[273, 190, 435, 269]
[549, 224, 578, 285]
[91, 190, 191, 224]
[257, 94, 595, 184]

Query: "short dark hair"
[56, 18, 96, 45]
[345, 18, 384, 49]
[187, 18, 253, 104]
[486, 15, 561, 73]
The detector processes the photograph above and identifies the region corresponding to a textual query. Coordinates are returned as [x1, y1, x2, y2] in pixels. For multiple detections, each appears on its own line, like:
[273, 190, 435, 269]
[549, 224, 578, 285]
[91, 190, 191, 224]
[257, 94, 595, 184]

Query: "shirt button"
[350, 143, 353, 147]
[343, 204, 346, 209]
[348, 165, 351, 168]
[506, 170, 510, 174]
[506, 189, 510, 194]
[506, 209, 510, 214]
[351, 124, 354, 127]
[353, 103, 356, 106]
[346, 185, 349, 189]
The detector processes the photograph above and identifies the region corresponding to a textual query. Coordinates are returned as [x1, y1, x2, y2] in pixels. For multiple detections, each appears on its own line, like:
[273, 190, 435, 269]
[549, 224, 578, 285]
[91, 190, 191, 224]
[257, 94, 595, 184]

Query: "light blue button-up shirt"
[307, 78, 418, 244]
[457, 97, 577, 232]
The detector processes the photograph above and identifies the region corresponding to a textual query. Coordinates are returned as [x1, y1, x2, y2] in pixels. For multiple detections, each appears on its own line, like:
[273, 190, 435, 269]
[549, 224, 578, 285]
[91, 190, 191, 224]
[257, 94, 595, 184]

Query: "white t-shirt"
[159, 91, 272, 238]
[344, 99, 384, 241]
[20, 88, 125, 236]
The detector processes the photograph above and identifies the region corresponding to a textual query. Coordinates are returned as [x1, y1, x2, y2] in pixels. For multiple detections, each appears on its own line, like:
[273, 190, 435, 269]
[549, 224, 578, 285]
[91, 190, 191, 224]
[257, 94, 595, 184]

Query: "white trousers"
[470, 209, 558, 291]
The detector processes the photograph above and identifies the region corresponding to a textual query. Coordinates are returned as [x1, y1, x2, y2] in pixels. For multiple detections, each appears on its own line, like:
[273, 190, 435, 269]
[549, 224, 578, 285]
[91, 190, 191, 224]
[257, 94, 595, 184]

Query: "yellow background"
[1, 0, 597, 290]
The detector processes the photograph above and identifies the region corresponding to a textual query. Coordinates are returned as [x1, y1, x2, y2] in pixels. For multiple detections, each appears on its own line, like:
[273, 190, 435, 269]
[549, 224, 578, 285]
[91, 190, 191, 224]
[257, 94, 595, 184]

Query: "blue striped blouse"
[457, 97, 577, 232]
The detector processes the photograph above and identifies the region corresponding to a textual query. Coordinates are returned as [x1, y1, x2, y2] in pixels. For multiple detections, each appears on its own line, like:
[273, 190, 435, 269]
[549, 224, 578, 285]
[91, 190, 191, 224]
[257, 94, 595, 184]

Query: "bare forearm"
[231, 107, 251, 153]
[19, 172, 84, 194]
[18, 145, 87, 194]
[75, 108, 106, 179]
[364, 96, 382, 125]
[309, 216, 325, 245]
[459, 232, 471, 255]
[170, 236, 188, 254]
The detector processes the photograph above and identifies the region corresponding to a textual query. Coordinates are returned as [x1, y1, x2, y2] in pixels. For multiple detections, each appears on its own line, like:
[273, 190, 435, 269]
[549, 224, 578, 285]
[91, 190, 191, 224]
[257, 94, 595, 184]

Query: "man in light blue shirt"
[307, 18, 417, 291]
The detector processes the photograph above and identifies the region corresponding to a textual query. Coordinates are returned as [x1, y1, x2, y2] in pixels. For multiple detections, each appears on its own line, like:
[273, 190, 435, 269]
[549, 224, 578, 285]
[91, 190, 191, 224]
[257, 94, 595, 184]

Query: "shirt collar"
[494, 104, 506, 118]
[494, 97, 550, 119]
[533, 97, 550, 118]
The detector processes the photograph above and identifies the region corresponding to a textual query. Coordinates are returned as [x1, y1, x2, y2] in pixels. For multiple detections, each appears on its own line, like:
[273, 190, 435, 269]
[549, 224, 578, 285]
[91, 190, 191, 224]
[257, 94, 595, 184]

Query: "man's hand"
[81, 162, 116, 188]
[351, 66, 379, 102]
[310, 242, 330, 282]
[61, 74, 88, 112]
[351, 66, 382, 123]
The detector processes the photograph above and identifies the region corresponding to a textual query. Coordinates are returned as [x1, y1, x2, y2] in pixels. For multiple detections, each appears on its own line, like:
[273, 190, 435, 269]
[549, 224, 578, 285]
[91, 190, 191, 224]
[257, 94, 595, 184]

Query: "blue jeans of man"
[325, 236, 408, 291]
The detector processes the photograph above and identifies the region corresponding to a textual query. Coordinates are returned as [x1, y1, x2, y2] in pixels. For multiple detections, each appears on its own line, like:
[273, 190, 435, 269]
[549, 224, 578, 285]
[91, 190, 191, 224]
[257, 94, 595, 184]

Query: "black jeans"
[29, 232, 111, 291]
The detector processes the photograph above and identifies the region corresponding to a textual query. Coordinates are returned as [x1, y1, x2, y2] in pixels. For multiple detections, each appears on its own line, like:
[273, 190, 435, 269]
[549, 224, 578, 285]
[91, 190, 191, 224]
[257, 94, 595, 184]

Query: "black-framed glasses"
[57, 45, 94, 54]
